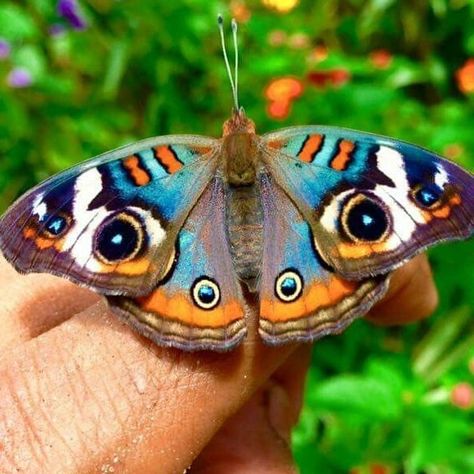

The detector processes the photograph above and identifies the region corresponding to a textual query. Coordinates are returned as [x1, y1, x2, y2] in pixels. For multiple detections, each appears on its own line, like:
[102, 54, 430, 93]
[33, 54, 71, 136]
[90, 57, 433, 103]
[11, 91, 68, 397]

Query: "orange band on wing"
[330, 139, 355, 171]
[298, 134, 324, 162]
[123, 155, 151, 186]
[417, 193, 461, 223]
[137, 288, 245, 328]
[429, 193, 462, 219]
[105, 257, 151, 276]
[335, 241, 390, 259]
[154, 146, 183, 174]
[23, 227, 65, 251]
[260, 276, 357, 322]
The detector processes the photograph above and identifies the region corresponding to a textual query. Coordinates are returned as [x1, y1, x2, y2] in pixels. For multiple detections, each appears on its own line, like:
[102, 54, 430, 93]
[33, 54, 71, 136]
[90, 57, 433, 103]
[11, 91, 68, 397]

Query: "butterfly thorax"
[222, 109, 258, 186]
[222, 110, 263, 290]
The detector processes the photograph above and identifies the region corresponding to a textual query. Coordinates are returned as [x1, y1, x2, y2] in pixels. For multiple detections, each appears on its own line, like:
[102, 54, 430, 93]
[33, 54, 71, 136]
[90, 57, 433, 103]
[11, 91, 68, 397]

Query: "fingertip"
[367, 254, 439, 326]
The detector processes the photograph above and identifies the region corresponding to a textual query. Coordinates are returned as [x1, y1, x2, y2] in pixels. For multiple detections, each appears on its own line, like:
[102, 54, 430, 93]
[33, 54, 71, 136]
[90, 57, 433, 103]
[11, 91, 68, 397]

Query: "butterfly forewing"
[0, 135, 220, 296]
[262, 126, 474, 279]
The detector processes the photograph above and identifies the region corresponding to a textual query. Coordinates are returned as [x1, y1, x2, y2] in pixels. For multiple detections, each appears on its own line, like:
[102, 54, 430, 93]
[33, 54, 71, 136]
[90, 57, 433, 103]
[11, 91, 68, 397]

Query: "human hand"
[0, 254, 437, 473]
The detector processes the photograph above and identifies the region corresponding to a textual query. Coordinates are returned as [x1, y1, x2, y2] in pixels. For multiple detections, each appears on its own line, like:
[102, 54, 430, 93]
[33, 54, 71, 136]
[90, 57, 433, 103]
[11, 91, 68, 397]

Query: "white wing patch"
[435, 163, 449, 189]
[32, 193, 47, 220]
[48, 168, 167, 272]
[320, 145, 431, 252]
[375, 146, 409, 189]
[373, 146, 425, 245]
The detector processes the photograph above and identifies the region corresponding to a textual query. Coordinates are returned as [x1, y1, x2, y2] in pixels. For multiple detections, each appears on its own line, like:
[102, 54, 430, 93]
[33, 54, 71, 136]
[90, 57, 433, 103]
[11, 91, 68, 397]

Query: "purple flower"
[0, 39, 11, 59]
[57, 0, 87, 30]
[7, 68, 33, 88]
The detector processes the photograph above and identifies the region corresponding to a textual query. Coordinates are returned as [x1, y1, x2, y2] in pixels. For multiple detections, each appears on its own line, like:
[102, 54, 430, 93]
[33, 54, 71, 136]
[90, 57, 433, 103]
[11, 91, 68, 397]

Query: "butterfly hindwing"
[108, 177, 247, 351]
[258, 173, 389, 345]
[0, 135, 219, 296]
[263, 126, 474, 279]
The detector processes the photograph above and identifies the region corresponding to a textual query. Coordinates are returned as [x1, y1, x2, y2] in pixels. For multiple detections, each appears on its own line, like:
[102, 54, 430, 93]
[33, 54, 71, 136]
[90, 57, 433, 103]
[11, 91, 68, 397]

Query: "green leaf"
[13, 44, 46, 79]
[310, 374, 403, 420]
[0, 4, 38, 41]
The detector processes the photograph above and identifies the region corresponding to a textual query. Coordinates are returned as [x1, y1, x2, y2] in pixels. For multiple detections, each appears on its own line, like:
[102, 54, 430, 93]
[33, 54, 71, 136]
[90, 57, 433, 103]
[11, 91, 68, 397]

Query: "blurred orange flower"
[267, 29, 287, 46]
[450, 382, 473, 409]
[443, 143, 464, 160]
[308, 45, 329, 63]
[265, 77, 304, 102]
[350, 463, 392, 474]
[369, 49, 393, 69]
[307, 68, 351, 88]
[230, 0, 251, 22]
[456, 59, 474, 94]
[262, 0, 299, 13]
[265, 77, 303, 119]
[331, 68, 351, 86]
[288, 32, 310, 49]
[267, 101, 291, 119]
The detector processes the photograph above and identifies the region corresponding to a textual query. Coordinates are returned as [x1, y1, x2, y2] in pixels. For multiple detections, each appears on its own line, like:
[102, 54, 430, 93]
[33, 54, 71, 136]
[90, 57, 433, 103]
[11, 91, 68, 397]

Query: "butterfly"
[0, 18, 473, 352]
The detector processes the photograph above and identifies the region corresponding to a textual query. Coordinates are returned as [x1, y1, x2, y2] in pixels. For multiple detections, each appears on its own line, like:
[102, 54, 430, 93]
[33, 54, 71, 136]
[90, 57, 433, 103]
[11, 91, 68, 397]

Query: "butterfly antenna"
[232, 18, 239, 110]
[218, 14, 239, 111]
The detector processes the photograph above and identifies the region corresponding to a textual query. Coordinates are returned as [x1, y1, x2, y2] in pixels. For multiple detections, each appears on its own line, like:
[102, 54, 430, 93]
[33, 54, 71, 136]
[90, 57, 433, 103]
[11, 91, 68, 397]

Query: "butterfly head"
[223, 107, 256, 136]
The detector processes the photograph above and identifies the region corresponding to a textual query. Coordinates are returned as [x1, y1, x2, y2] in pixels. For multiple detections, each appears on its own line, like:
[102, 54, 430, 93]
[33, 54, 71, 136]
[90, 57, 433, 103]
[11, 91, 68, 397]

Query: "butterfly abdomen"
[225, 183, 264, 292]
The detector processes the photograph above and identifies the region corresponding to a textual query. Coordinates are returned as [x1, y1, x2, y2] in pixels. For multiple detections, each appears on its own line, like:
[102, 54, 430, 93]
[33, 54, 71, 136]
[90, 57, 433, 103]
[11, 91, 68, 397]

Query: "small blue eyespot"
[42, 214, 68, 236]
[276, 270, 303, 302]
[192, 278, 220, 309]
[198, 285, 216, 304]
[414, 184, 443, 207]
[280, 277, 297, 297]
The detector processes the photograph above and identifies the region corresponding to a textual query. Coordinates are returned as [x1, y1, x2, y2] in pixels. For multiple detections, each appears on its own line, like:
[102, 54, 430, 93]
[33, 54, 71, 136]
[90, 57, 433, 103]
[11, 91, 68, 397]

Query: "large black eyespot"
[413, 183, 443, 208]
[275, 269, 303, 303]
[39, 213, 70, 237]
[191, 277, 221, 310]
[342, 195, 389, 242]
[94, 212, 145, 264]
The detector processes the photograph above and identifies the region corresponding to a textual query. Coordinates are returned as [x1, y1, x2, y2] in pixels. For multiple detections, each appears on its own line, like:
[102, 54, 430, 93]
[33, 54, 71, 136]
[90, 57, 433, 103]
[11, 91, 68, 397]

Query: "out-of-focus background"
[0, 1, 473, 472]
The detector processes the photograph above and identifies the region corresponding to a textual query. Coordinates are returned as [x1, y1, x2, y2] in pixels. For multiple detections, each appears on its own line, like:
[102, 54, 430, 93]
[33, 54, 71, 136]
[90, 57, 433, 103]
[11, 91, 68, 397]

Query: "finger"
[0, 301, 298, 474]
[191, 345, 311, 474]
[191, 384, 297, 474]
[0, 257, 99, 352]
[366, 254, 438, 325]
[270, 344, 312, 432]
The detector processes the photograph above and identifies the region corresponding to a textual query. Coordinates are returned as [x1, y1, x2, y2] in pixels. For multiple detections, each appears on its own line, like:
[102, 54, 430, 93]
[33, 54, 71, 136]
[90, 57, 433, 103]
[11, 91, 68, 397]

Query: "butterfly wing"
[108, 177, 247, 351]
[262, 126, 474, 279]
[258, 173, 388, 345]
[0, 135, 219, 296]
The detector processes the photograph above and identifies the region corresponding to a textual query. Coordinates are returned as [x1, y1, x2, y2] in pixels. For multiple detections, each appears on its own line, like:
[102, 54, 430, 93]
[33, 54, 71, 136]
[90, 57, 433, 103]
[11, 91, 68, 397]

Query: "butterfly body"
[0, 108, 472, 351]
[225, 183, 264, 291]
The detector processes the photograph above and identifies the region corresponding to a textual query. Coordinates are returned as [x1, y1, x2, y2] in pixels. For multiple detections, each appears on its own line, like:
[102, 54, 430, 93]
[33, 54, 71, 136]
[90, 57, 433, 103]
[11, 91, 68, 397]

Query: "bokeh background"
[0, 1, 473, 472]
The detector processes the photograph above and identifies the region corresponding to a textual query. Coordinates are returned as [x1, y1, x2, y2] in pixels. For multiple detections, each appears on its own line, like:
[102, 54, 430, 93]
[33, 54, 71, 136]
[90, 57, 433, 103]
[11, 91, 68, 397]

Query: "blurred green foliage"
[0, 1, 473, 472]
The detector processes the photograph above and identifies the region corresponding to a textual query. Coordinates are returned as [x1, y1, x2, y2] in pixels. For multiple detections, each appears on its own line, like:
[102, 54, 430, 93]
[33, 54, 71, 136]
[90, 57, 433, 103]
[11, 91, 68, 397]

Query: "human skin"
[0, 254, 437, 473]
